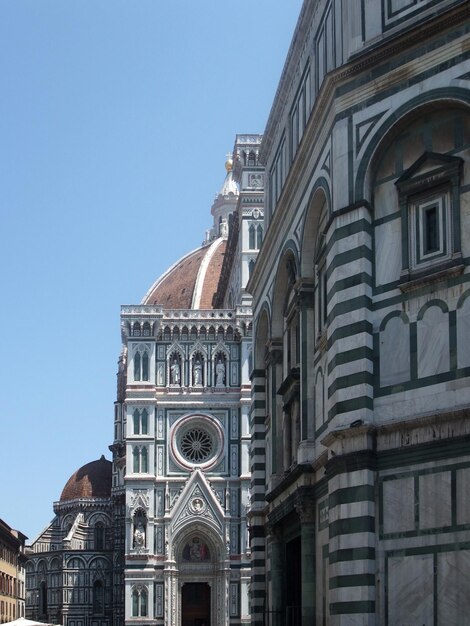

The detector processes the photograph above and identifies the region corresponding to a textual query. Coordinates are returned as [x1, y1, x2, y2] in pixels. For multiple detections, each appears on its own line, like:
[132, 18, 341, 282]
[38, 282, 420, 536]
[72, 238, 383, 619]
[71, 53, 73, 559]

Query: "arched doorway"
[181, 582, 210, 626]
[169, 526, 229, 626]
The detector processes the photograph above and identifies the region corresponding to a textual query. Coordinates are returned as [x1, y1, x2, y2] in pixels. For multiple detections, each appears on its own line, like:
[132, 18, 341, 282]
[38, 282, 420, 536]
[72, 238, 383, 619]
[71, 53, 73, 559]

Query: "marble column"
[296, 499, 316, 626]
[296, 280, 315, 442]
[269, 526, 284, 626]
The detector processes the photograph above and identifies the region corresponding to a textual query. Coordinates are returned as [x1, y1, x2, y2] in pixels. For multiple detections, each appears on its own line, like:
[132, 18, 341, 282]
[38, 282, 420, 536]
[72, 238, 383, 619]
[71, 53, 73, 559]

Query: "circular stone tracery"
[170, 414, 224, 471]
[180, 428, 213, 463]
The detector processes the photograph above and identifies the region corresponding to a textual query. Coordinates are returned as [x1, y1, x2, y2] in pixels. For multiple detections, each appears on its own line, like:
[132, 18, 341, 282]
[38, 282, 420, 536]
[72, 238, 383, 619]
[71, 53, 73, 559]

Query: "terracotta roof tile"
[60, 456, 112, 502]
[143, 240, 226, 310]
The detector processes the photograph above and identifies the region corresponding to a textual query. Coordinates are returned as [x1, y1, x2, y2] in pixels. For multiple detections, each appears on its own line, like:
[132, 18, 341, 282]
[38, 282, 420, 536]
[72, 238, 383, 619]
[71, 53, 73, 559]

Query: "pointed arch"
[93, 579, 104, 614]
[141, 351, 149, 381]
[134, 351, 141, 381]
[249, 224, 256, 249]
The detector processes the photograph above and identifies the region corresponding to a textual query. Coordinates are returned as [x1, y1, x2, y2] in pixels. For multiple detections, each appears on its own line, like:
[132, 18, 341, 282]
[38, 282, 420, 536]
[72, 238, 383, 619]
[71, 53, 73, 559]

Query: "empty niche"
[417, 302, 449, 378]
[457, 292, 470, 369]
[379, 313, 410, 387]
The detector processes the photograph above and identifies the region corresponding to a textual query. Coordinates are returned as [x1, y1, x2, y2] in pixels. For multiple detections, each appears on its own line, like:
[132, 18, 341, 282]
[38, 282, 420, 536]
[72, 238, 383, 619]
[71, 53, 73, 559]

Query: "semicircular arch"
[271, 244, 299, 339]
[356, 90, 470, 202]
[300, 179, 330, 278]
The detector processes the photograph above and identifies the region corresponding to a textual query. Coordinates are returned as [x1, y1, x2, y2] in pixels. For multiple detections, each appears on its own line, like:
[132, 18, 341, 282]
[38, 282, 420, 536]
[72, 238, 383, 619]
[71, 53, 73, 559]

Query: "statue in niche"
[193, 358, 203, 386]
[215, 358, 225, 387]
[182, 537, 210, 562]
[170, 357, 180, 385]
[133, 522, 146, 548]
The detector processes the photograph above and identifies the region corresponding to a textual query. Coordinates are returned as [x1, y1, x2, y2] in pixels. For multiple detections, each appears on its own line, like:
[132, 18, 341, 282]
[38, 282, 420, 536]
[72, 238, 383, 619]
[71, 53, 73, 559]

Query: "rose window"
[180, 428, 213, 463]
[170, 413, 225, 471]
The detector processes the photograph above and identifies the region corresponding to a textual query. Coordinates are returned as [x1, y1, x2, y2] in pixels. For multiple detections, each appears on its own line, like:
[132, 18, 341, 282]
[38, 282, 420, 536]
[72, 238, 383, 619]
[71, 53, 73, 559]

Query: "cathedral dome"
[142, 237, 227, 310]
[60, 456, 112, 502]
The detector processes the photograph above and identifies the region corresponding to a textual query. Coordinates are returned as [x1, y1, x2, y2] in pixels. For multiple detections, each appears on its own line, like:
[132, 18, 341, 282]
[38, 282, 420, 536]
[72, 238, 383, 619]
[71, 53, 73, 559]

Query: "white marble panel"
[456, 467, 470, 525]
[383, 476, 415, 534]
[342, 0, 363, 61]
[374, 180, 398, 219]
[380, 315, 410, 386]
[332, 119, 350, 212]
[364, 0, 382, 41]
[390, 0, 414, 12]
[375, 219, 402, 286]
[437, 550, 470, 624]
[417, 306, 449, 378]
[388, 553, 434, 626]
[419, 471, 451, 529]
[457, 296, 470, 369]
[461, 192, 470, 257]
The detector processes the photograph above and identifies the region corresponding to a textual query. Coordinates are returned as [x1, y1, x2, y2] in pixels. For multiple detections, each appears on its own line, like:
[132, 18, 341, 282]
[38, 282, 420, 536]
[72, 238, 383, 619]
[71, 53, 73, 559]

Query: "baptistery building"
[249, 0, 470, 625]
[110, 135, 264, 626]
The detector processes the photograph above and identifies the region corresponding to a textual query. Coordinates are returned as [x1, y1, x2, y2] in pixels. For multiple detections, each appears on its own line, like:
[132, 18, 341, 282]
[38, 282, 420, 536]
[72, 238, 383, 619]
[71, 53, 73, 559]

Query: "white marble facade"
[249, 0, 470, 624]
[112, 138, 263, 626]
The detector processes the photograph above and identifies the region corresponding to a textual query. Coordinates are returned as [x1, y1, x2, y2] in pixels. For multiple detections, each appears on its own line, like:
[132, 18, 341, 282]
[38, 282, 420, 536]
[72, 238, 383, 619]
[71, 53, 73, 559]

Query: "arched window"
[248, 151, 256, 166]
[39, 581, 47, 618]
[94, 523, 104, 550]
[93, 580, 104, 614]
[249, 259, 255, 277]
[141, 409, 148, 434]
[257, 225, 263, 248]
[142, 352, 149, 381]
[141, 447, 148, 473]
[134, 349, 150, 382]
[141, 589, 148, 616]
[132, 322, 141, 337]
[132, 589, 139, 616]
[249, 224, 256, 249]
[133, 447, 148, 473]
[132, 587, 148, 617]
[142, 322, 151, 337]
[133, 448, 140, 473]
[134, 352, 141, 381]
[133, 409, 140, 434]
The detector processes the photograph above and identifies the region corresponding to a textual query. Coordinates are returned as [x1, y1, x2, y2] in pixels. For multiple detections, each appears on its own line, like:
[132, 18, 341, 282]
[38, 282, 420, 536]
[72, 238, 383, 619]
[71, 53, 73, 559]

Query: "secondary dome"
[142, 237, 226, 310]
[60, 456, 112, 502]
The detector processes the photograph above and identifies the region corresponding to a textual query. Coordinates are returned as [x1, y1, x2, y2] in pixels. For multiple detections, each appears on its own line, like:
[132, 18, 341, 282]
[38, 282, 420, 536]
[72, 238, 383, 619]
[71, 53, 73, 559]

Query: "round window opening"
[170, 414, 224, 471]
[180, 427, 213, 463]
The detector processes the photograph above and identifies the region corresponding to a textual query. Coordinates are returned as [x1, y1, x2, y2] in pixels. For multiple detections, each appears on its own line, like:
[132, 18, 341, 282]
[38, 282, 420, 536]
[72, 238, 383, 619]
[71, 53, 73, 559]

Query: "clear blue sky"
[0, 0, 302, 541]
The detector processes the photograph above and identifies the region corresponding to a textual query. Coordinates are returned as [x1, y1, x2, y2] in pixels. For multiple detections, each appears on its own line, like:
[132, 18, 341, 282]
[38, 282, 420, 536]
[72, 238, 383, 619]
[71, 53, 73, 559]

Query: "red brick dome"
[60, 456, 112, 502]
[142, 238, 226, 309]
